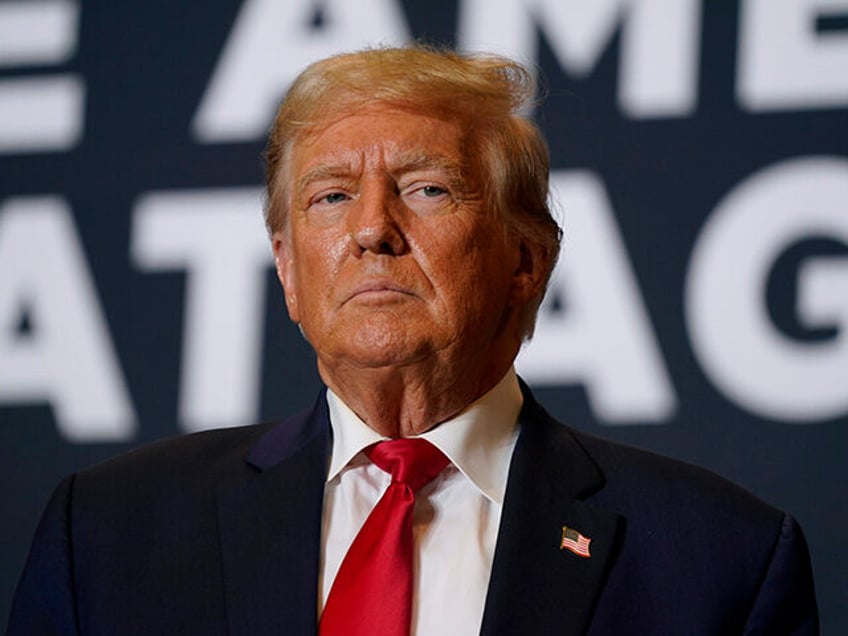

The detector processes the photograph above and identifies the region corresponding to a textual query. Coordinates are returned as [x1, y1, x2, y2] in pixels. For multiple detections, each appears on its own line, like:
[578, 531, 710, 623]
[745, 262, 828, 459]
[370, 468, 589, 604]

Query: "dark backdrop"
[1, 1, 846, 631]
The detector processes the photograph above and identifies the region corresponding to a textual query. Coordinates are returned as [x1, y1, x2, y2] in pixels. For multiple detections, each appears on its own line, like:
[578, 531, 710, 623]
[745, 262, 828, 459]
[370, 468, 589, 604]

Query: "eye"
[401, 181, 454, 216]
[420, 185, 446, 197]
[321, 191, 349, 205]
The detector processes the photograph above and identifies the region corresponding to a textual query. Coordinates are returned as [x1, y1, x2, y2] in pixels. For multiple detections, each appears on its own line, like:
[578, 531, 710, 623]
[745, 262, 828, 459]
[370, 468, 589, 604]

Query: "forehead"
[289, 104, 470, 178]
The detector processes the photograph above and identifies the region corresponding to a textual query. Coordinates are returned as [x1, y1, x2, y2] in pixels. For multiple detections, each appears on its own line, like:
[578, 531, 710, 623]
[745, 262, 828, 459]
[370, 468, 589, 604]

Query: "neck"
[317, 354, 516, 438]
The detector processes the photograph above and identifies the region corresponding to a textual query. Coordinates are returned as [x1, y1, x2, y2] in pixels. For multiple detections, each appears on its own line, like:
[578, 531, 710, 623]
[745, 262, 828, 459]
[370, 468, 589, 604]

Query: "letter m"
[459, 0, 701, 118]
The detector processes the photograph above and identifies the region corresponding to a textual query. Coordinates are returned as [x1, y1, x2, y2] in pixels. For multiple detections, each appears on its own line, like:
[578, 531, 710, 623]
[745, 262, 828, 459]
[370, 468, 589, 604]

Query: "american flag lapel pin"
[560, 525, 592, 558]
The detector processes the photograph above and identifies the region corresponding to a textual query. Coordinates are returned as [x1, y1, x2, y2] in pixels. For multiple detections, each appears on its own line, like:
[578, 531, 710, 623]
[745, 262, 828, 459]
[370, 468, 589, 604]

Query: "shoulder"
[518, 391, 791, 569]
[546, 404, 799, 557]
[520, 401, 818, 632]
[77, 422, 274, 484]
[61, 422, 278, 526]
[573, 427, 780, 524]
[566, 426, 818, 634]
[520, 389, 782, 528]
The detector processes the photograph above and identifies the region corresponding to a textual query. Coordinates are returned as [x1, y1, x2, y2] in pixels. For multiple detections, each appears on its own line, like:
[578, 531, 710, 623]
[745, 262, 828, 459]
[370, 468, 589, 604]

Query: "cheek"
[293, 228, 348, 283]
[418, 223, 515, 309]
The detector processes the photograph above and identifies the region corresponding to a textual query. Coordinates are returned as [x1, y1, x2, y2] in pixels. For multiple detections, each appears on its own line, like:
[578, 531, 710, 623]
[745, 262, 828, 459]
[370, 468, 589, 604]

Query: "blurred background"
[1, 0, 846, 631]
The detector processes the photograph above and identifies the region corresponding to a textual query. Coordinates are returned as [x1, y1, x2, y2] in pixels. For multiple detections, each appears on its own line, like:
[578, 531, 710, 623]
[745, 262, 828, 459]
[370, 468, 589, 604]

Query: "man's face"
[273, 104, 538, 379]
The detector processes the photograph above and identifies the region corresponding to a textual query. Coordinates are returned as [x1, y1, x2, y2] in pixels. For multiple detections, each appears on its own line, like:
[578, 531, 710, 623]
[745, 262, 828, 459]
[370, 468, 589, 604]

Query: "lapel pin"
[560, 525, 592, 558]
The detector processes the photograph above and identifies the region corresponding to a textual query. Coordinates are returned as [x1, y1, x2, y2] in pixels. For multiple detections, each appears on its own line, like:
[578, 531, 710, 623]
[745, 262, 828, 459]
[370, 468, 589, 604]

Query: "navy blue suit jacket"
[7, 387, 818, 635]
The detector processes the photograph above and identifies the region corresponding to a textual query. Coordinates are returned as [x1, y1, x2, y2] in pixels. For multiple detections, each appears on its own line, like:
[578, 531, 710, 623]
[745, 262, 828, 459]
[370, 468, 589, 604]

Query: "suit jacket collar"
[480, 383, 622, 636]
[216, 392, 330, 636]
[245, 390, 330, 470]
[216, 385, 620, 636]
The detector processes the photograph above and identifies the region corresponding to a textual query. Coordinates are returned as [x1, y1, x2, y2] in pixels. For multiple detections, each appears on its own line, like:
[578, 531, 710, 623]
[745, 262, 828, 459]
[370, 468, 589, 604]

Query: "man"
[8, 47, 817, 635]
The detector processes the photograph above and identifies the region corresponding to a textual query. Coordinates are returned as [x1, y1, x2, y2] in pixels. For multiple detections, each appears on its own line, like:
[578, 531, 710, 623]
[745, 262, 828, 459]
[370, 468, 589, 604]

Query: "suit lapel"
[481, 388, 621, 636]
[216, 395, 330, 636]
[214, 385, 619, 635]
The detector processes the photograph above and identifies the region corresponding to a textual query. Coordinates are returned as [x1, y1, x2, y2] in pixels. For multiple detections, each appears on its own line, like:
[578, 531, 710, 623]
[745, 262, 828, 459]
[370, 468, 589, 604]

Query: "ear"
[272, 230, 301, 324]
[510, 239, 550, 308]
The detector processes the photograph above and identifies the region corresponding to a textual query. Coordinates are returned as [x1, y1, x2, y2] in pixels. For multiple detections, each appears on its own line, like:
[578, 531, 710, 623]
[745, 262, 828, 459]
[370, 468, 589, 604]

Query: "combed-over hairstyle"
[263, 46, 561, 338]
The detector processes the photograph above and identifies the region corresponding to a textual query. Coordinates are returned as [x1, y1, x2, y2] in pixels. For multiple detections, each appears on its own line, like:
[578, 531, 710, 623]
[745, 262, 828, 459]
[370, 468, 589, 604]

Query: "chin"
[336, 326, 434, 369]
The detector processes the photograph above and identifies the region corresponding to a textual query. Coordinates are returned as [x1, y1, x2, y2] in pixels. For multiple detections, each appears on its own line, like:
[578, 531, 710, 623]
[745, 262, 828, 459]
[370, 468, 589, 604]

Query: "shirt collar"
[325, 368, 523, 505]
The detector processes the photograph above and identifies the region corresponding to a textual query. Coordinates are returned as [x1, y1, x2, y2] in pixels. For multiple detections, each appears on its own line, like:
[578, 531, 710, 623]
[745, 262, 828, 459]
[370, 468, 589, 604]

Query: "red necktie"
[319, 438, 449, 636]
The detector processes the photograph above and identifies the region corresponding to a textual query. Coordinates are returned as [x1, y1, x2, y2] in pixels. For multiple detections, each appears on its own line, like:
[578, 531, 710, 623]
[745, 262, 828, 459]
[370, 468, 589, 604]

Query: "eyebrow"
[390, 150, 467, 183]
[294, 150, 469, 196]
[295, 164, 356, 196]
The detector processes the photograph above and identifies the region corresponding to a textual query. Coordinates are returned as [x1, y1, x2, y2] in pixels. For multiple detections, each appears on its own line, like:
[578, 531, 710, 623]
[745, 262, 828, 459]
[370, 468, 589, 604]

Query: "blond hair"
[264, 46, 561, 338]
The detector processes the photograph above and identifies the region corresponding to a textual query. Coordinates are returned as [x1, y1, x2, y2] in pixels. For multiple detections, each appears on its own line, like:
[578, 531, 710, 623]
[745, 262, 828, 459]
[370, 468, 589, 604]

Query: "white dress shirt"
[319, 369, 523, 635]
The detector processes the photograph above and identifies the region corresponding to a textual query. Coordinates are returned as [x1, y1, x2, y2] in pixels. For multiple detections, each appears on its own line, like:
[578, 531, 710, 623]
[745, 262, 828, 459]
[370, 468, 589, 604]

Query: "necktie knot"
[366, 438, 449, 492]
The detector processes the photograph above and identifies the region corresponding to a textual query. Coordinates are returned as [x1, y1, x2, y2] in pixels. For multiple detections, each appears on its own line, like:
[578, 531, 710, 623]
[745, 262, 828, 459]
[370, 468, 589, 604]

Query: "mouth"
[344, 281, 416, 304]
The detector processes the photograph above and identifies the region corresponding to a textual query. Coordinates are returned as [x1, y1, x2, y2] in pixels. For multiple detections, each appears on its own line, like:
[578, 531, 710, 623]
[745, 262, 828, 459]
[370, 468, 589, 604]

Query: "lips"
[344, 280, 416, 303]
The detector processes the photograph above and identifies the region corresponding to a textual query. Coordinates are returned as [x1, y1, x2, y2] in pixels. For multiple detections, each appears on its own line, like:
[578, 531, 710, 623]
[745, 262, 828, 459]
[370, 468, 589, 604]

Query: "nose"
[348, 180, 406, 256]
